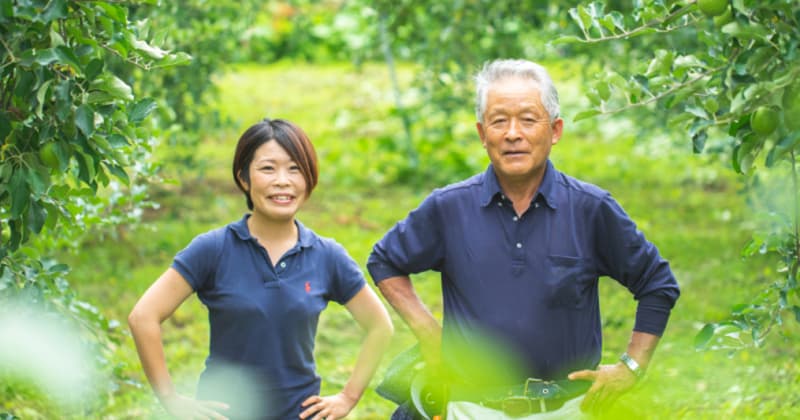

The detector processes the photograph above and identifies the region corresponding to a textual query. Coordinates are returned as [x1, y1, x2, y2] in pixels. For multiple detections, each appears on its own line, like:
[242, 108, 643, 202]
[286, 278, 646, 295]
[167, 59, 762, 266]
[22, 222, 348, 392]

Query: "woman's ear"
[237, 169, 250, 192]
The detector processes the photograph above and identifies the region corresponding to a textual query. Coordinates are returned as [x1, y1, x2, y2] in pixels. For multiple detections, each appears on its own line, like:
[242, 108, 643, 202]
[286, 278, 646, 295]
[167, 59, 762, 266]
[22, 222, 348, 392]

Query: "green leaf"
[96, 2, 127, 23]
[75, 104, 95, 137]
[26, 199, 47, 234]
[90, 74, 133, 102]
[722, 22, 770, 43]
[27, 165, 50, 195]
[574, 109, 601, 122]
[85, 59, 104, 81]
[9, 167, 30, 218]
[31, 48, 59, 66]
[41, 0, 67, 23]
[765, 132, 800, 167]
[793, 306, 800, 323]
[131, 37, 169, 60]
[684, 105, 708, 120]
[105, 162, 130, 185]
[158, 52, 193, 67]
[35, 79, 54, 118]
[48, 263, 70, 273]
[129, 98, 157, 123]
[49, 27, 65, 48]
[695, 323, 716, 350]
[54, 46, 84, 75]
[108, 134, 129, 149]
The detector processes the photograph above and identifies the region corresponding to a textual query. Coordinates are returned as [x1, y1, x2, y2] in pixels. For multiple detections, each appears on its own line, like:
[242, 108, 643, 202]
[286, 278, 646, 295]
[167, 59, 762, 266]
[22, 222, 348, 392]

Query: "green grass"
[43, 60, 800, 419]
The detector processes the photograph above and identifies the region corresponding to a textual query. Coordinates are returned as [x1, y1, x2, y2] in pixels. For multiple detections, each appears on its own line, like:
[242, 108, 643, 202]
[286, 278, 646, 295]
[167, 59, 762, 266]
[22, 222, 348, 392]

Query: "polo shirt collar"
[230, 214, 315, 248]
[537, 160, 559, 210]
[480, 164, 508, 207]
[479, 161, 559, 210]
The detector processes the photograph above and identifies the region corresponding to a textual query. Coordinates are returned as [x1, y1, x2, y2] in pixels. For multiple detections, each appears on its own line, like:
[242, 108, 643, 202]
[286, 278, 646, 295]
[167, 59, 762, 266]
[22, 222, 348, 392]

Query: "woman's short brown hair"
[232, 118, 319, 210]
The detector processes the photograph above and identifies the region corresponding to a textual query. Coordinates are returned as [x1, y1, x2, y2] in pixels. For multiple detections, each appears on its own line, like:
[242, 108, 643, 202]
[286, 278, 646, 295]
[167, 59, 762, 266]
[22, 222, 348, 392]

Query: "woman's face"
[241, 140, 307, 223]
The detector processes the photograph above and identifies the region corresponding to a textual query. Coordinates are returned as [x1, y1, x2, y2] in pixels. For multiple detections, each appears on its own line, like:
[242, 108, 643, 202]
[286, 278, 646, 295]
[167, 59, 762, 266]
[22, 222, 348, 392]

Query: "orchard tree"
[0, 0, 190, 410]
[553, 0, 800, 349]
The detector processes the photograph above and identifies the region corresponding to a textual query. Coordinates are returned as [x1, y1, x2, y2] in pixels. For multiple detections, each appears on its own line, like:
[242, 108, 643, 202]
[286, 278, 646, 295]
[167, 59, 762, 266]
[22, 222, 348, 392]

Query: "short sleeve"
[327, 240, 367, 305]
[172, 229, 222, 292]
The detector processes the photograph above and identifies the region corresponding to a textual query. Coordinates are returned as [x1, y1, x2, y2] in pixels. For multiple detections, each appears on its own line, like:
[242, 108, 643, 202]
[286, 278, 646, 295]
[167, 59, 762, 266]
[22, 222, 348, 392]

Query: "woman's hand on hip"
[299, 392, 358, 420]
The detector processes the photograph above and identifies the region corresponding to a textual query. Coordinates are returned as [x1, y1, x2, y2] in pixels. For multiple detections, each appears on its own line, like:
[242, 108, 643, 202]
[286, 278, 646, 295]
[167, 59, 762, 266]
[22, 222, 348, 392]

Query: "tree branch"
[576, 3, 699, 44]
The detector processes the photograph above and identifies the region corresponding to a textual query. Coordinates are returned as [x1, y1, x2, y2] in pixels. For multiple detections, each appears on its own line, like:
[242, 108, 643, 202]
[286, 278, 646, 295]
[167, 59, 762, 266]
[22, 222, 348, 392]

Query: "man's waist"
[449, 377, 591, 402]
[448, 378, 591, 417]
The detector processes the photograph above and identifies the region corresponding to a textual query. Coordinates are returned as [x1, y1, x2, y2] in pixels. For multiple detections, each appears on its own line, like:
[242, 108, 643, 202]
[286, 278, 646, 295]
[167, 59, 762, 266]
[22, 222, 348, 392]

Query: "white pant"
[446, 395, 586, 419]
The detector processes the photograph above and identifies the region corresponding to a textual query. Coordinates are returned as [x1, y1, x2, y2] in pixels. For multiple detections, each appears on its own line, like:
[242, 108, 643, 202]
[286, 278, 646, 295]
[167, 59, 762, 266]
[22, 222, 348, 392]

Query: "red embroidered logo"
[304, 281, 311, 293]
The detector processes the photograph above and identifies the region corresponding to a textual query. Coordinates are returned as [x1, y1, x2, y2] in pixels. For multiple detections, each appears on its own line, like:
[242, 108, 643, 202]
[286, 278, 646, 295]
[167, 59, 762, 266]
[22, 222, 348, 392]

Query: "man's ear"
[476, 121, 487, 148]
[551, 117, 564, 145]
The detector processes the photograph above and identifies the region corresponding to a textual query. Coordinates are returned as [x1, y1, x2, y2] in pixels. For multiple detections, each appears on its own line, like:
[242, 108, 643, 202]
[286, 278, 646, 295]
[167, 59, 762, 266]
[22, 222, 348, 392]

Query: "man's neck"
[497, 170, 545, 217]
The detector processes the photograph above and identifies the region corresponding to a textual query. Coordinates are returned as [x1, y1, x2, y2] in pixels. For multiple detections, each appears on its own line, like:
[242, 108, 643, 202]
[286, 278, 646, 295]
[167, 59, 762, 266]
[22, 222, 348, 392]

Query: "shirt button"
[516, 243, 522, 248]
[512, 216, 518, 222]
[534, 202, 540, 208]
[497, 202, 503, 207]
[279, 261, 286, 268]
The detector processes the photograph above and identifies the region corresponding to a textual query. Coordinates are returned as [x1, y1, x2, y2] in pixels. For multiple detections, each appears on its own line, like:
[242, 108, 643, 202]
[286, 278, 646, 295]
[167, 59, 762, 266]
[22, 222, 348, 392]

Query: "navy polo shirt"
[367, 161, 680, 382]
[172, 215, 365, 419]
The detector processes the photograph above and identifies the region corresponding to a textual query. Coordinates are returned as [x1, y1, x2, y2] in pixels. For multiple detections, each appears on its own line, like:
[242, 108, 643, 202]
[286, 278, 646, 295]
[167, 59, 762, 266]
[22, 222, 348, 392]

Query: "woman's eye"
[260, 165, 274, 171]
[289, 165, 300, 172]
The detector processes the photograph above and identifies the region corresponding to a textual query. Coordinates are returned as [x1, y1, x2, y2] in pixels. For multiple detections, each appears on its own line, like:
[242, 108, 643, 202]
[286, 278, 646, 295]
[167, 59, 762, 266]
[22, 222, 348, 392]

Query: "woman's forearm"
[340, 320, 393, 403]
[128, 312, 176, 401]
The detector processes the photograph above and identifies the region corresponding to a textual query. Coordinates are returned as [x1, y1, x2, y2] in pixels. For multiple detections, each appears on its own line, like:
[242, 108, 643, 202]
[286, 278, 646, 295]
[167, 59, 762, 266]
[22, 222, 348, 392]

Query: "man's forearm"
[376, 276, 442, 360]
[624, 330, 660, 372]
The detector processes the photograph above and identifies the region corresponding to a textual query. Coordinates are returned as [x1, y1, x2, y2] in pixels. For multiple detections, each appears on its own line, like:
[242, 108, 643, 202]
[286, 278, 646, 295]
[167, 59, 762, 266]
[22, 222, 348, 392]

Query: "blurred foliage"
[0, 0, 186, 412]
[552, 0, 800, 351]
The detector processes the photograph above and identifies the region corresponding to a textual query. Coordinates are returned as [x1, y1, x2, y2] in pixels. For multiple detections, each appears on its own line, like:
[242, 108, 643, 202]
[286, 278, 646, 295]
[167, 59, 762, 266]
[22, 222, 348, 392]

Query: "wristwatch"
[619, 352, 644, 379]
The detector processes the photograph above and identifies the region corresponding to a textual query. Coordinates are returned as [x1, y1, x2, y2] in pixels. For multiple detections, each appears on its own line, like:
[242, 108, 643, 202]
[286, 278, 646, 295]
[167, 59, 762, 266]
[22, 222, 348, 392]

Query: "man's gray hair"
[474, 59, 560, 123]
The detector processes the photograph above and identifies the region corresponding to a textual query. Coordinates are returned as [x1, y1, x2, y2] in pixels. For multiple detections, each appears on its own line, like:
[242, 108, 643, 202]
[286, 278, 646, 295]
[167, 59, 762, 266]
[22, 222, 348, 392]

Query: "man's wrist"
[619, 352, 644, 379]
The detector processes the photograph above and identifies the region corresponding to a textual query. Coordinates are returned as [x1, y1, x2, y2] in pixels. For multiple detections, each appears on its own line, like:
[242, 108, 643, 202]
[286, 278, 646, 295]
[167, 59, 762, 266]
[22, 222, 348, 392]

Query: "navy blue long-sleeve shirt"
[367, 161, 679, 383]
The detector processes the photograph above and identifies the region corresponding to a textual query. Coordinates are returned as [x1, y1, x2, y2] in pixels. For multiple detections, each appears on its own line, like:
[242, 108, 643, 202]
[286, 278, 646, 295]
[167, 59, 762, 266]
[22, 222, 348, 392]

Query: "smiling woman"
[127, 118, 393, 420]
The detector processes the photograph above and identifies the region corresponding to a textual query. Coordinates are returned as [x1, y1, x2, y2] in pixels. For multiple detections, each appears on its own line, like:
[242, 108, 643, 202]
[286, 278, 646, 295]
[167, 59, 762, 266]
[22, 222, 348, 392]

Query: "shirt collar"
[230, 214, 315, 248]
[479, 160, 559, 210]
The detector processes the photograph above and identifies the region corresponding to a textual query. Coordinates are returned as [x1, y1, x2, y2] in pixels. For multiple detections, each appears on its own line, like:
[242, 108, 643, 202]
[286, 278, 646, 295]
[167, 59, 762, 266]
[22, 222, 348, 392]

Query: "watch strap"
[619, 352, 644, 378]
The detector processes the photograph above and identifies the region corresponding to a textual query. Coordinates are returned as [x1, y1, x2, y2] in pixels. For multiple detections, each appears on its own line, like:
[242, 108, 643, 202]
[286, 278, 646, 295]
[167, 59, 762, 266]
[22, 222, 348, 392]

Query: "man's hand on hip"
[567, 362, 636, 414]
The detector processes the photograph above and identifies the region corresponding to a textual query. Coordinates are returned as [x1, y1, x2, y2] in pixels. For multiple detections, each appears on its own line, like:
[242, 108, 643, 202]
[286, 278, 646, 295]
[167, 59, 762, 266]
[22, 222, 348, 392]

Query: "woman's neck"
[247, 212, 298, 245]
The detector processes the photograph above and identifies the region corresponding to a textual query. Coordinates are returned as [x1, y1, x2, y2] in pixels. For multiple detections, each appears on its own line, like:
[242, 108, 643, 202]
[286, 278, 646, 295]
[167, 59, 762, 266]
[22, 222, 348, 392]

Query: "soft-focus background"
[2, 1, 799, 418]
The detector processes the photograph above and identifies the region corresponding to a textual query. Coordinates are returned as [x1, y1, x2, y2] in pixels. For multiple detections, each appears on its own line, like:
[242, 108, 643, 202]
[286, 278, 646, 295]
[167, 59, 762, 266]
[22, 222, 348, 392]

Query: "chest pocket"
[545, 255, 596, 309]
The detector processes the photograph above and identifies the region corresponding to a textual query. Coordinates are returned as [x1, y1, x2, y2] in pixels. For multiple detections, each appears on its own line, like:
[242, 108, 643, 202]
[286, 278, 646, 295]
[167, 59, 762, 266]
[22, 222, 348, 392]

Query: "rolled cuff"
[633, 294, 675, 336]
[366, 256, 408, 284]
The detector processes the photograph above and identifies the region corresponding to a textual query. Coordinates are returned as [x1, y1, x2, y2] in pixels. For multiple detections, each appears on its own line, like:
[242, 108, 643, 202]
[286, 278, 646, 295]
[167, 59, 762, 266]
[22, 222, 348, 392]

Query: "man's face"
[476, 77, 563, 185]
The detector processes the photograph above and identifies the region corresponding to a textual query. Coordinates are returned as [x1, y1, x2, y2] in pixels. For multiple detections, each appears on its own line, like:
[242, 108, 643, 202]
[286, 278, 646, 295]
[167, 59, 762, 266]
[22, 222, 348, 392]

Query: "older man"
[368, 59, 680, 419]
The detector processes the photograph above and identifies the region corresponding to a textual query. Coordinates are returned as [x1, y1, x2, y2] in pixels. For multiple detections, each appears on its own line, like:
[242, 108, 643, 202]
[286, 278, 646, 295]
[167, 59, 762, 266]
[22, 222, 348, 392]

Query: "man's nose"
[506, 119, 523, 141]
